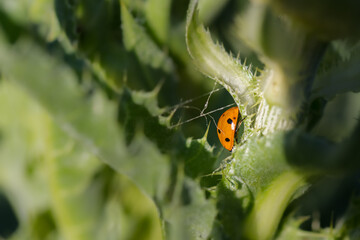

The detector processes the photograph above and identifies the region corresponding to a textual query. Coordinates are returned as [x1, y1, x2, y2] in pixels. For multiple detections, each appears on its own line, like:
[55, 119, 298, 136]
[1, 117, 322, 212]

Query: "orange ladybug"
[216, 107, 245, 151]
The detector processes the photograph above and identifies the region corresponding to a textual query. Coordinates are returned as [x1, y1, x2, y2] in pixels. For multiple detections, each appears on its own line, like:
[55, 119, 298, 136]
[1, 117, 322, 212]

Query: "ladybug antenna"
[200, 82, 217, 115]
[169, 103, 236, 128]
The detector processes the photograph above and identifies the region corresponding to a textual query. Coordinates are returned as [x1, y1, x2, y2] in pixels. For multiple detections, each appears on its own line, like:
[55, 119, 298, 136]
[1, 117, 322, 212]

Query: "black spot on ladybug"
[225, 138, 230, 142]
[227, 118, 233, 124]
[222, 114, 225, 116]
[233, 117, 236, 120]
[218, 129, 221, 134]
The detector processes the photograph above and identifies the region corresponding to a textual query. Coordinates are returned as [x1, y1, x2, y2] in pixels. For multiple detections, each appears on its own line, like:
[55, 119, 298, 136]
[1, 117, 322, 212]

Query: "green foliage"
[0, 0, 360, 240]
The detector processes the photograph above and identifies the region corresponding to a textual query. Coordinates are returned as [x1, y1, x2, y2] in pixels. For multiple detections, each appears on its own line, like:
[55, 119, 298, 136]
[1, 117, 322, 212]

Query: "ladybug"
[216, 107, 245, 151]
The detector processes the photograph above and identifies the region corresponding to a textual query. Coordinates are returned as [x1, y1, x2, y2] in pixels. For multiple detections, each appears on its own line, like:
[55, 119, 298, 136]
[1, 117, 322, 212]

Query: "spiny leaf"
[165, 178, 217, 240]
[220, 131, 310, 239]
[0, 34, 170, 199]
[121, 1, 174, 73]
[232, 132, 293, 194]
[118, 87, 217, 179]
[186, 0, 260, 143]
[0, 81, 162, 240]
[183, 125, 216, 179]
[186, 0, 257, 115]
[118, 87, 178, 152]
[145, 0, 171, 44]
[232, 2, 326, 115]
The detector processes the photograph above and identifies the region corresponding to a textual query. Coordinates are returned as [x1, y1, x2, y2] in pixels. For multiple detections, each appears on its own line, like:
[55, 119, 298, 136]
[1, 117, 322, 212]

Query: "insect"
[216, 107, 245, 151]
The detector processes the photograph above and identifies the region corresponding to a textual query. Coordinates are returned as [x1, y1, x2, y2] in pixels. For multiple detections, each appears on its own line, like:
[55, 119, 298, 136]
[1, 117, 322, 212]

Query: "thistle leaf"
[186, 0, 257, 115]
[121, 1, 174, 73]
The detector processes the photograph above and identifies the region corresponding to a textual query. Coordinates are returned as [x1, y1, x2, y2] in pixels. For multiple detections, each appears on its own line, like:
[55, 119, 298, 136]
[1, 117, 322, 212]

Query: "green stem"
[244, 171, 306, 240]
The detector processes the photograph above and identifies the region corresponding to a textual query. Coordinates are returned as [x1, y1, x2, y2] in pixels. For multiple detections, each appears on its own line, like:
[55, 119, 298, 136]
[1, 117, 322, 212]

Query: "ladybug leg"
[235, 116, 246, 144]
[236, 116, 246, 132]
[235, 132, 239, 144]
[212, 155, 233, 174]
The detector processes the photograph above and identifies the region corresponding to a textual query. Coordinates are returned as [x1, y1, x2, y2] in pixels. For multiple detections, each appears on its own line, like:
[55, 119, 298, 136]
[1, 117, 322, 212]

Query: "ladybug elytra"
[216, 107, 245, 151]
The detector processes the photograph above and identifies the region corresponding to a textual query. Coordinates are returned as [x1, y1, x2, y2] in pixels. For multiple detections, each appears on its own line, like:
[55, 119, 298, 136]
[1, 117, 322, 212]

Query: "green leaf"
[0, 6, 24, 43]
[233, 132, 293, 194]
[54, 0, 78, 43]
[186, 0, 261, 142]
[311, 58, 360, 100]
[145, 0, 171, 44]
[165, 178, 217, 240]
[220, 132, 309, 240]
[183, 125, 216, 179]
[186, 0, 257, 115]
[0, 27, 218, 240]
[0, 81, 162, 240]
[0, 0, 29, 24]
[277, 216, 339, 240]
[0, 33, 169, 199]
[286, 121, 360, 172]
[121, 1, 174, 73]
[244, 171, 305, 240]
[0, 81, 52, 226]
[307, 93, 360, 142]
[118, 87, 217, 179]
[232, 2, 327, 116]
[44, 129, 102, 240]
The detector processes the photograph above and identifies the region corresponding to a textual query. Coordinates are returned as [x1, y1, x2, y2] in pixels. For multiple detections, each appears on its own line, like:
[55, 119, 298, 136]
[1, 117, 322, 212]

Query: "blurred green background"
[1, 0, 360, 239]
[0, 0, 239, 239]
